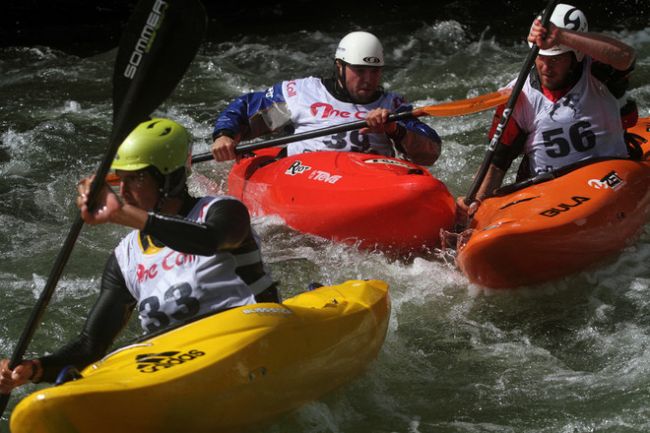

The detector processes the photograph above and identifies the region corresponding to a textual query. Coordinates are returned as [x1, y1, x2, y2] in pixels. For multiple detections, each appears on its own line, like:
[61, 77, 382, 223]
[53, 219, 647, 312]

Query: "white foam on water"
[613, 26, 650, 47]
[0, 157, 31, 177]
[1, 128, 33, 157]
[26, 274, 97, 302]
[289, 401, 343, 433]
[62, 100, 82, 113]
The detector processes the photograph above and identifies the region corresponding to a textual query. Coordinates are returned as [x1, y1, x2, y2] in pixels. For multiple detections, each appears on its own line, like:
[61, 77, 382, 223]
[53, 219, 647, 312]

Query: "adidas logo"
[136, 349, 205, 373]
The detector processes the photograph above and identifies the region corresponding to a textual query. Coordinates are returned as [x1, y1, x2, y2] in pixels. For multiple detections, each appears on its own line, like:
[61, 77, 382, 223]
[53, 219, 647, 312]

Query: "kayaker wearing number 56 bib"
[211, 31, 442, 166]
[0, 118, 277, 389]
[458, 3, 638, 217]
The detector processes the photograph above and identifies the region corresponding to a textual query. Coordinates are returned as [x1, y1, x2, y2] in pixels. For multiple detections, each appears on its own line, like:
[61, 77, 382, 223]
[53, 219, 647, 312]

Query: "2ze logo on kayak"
[587, 171, 624, 190]
[540, 196, 590, 217]
[285, 160, 311, 176]
[136, 349, 205, 373]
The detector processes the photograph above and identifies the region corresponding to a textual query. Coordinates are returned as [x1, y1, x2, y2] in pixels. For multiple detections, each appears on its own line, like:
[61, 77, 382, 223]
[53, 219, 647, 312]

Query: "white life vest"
[512, 57, 628, 175]
[114, 196, 256, 333]
[283, 77, 405, 156]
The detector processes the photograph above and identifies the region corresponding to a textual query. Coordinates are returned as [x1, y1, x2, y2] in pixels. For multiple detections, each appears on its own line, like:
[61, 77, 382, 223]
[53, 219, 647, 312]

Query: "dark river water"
[1, 11, 650, 433]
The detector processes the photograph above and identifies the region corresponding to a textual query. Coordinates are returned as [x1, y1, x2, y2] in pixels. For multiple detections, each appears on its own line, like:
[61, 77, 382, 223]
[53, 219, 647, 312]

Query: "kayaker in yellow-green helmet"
[0, 118, 278, 390]
[211, 31, 442, 166]
[457, 3, 638, 221]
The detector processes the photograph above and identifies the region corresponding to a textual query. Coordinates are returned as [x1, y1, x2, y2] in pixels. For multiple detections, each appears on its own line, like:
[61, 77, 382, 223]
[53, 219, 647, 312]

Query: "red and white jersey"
[282, 77, 405, 156]
[114, 196, 256, 333]
[511, 57, 628, 174]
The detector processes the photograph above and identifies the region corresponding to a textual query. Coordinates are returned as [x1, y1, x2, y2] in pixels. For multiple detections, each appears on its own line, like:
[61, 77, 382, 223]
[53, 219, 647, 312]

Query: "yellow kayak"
[10, 279, 390, 433]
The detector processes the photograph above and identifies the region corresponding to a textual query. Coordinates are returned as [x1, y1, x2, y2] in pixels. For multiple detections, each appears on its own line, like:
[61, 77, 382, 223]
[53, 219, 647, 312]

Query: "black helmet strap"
[333, 60, 353, 101]
[146, 166, 187, 212]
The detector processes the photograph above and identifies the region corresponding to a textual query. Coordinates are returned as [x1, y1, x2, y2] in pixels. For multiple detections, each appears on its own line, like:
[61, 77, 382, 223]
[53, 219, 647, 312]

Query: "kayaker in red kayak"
[211, 31, 442, 166]
[0, 118, 277, 391]
[457, 3, 638, 219]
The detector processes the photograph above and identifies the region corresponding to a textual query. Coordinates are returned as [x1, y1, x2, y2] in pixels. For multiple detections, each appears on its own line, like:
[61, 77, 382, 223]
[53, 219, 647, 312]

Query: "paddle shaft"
[192, 110, 418, 163]
[0, 0, 206, 416]
[2, 55, 150, 374]
[192, 90, 510, 164]
[464, 0, 560, 204]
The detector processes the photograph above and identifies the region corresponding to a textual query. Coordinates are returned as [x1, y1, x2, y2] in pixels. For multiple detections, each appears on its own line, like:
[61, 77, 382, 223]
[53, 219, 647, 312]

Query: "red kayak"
[455, 117, 650, 288]
[228, 148, 455, 253]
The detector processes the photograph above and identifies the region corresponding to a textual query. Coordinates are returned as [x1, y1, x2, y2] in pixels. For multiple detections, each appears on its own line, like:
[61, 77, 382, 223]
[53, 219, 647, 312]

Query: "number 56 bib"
[512, 57, 628, 175]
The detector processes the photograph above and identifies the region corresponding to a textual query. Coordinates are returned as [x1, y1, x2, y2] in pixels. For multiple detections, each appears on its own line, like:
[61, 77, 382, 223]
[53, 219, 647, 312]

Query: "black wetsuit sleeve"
[37, 253, 136, 383]
[492, 132, 527, 172]
[591, 59, 635, 99]
[487, 105, 527, 172]
[143, 199, 251, 256]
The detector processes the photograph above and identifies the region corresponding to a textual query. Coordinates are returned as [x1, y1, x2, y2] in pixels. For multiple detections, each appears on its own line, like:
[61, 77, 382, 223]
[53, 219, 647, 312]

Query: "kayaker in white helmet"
[458, 3, 638, 218]
[0, 118, 277, 390]
[211, 31, 442, 166]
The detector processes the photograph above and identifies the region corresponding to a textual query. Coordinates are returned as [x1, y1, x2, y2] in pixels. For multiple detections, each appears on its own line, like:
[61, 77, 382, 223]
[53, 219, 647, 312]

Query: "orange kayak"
[456, 117, 650, 288]
[228, 148, 455, 253]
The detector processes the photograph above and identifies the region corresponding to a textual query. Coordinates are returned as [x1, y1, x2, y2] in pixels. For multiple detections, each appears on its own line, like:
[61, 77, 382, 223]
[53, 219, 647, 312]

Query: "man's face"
[116, 169, 160, 211]
[535, 52, 576, 90]
[340, 62, 383, 103]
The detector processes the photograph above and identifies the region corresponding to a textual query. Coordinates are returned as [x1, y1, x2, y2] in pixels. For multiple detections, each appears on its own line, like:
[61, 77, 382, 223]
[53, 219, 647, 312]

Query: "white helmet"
[530, 3, 588, 61]
[335, 31, 384, 66]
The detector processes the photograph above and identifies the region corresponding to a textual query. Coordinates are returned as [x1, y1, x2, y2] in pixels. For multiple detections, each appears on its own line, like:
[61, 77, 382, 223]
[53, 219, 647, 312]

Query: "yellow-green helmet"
[112, 118, 191, 175]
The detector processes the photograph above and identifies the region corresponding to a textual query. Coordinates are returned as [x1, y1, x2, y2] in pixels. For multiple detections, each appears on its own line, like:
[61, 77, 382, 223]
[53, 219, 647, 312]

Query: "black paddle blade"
[463, 0, 559, 206]
[0, 0, 206, 420]
[112, 0, 207, 146]
[89, 0, 206, 206]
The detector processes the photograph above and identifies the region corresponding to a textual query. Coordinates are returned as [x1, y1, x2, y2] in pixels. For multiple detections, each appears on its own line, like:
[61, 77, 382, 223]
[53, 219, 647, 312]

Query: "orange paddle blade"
[414, 89, 511, 117]
[105, 173, 120, 186]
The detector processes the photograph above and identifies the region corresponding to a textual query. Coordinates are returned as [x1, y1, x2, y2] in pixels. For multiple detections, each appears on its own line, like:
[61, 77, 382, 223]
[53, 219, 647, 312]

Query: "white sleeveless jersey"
[114, 196, 256, 333]
[283, 77, 405, 156]
[511, 57, 628, 175]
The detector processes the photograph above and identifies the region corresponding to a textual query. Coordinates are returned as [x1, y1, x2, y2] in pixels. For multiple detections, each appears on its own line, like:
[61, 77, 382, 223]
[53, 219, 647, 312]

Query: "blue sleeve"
[212, 82, 287, 140]
[395, 104, 441, 143]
